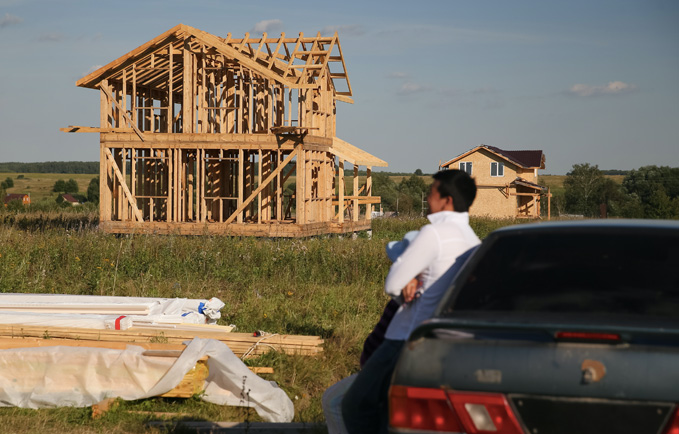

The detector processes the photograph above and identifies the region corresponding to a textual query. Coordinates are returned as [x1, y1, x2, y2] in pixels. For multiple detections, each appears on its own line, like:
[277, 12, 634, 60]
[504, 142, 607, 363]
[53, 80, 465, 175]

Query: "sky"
[0, 0, 677, 174]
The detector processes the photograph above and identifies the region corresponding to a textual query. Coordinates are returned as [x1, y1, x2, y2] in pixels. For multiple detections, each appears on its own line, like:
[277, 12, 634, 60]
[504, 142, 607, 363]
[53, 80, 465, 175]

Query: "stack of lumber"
[0, 294, 225, 330]
[0, 324, 323, 358]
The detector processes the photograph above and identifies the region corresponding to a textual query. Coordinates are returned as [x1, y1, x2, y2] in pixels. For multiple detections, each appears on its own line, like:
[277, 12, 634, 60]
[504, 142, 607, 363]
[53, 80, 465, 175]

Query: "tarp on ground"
[0, 337, 294, 423]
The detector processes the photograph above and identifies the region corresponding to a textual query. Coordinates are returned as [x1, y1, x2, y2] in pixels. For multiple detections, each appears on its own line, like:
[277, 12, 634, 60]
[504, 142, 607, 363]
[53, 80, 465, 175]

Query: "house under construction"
[63, 24, 387, 237]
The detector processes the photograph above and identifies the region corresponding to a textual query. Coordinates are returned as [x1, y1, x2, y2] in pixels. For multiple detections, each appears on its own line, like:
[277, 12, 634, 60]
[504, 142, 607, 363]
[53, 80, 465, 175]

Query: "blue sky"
[0, 0, 677, 174]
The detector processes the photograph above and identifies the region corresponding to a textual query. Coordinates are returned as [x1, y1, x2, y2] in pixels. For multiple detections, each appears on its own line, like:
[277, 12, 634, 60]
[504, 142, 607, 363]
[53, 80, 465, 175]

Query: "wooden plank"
[99, 84, 146, 141]
[77, 24, 184, 88]
[353, 164, 359, 221]
[224, 146, 299, 225]
[167, 43, 174, 133]
[183, 38, 194, 134]
[237, 148, 244, 223]
[338, 159, 344, 223]
[105, 148, 144, 221]
[60, 126, 134, 133]
[366, 166, 372, 220]
[186, 26, 299, 88]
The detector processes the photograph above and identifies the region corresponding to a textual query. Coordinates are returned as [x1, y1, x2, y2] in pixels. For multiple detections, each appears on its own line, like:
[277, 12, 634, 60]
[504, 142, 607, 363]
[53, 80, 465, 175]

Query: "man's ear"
[446, 195, 455, 210]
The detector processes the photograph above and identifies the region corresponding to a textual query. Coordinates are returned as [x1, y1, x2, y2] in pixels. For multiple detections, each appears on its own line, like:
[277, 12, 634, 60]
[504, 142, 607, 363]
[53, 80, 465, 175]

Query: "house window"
[459, 162, 472, 175]
[491, 162, 504, 177]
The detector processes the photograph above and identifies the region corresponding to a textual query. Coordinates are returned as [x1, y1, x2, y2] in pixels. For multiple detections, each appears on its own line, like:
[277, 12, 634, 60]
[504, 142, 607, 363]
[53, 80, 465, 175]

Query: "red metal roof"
[3, 194, 29, 204]
[484, 145, 545, 169]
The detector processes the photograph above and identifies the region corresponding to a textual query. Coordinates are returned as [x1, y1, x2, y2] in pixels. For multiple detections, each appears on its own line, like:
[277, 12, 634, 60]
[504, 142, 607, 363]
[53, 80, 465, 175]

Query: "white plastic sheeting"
[0, 294, 224, 319]
[0, 338, 294, 423]
[0, 294, 226, 328]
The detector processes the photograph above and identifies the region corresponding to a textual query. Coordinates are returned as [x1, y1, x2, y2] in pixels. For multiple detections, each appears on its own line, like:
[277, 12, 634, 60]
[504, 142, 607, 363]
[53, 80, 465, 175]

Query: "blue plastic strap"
[198, 302, 205, 314]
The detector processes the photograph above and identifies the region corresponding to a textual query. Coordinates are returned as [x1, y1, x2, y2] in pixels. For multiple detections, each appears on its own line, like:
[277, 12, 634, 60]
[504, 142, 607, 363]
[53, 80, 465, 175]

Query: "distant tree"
[2, 177, 14, 188]
[645, 189, 679, 219]
[0, 161, 98, 174]
[414, 168, 423, 176]
[16, 174, 24, 179]
[65, 179, 79, 194]
[622, 166, 679, 218]
[87, 177, 100, 203]
[371, 173, 398, 211]
[398, 175, 429, 214]
[564, 163, 605, 217]
[53, 179, 67, 192]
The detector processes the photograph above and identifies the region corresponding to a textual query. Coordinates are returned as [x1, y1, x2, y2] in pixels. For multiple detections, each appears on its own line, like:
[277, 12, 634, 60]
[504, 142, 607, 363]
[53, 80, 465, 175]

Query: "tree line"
[0, 161, 99, 174]
[560, 164, 679, 219]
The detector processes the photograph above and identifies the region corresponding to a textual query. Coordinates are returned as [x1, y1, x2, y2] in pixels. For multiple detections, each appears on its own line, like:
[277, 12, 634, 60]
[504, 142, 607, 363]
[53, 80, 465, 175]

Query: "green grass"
[3, 172, 95, 202]
[0, 210, 523, 432]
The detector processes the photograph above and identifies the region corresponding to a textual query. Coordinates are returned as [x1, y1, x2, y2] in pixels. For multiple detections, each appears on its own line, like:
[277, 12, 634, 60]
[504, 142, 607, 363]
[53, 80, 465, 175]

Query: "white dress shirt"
[384, 211, 480, 340]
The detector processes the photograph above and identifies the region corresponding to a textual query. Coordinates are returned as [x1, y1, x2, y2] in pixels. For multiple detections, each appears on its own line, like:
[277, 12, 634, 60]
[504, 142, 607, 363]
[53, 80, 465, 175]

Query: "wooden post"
[168, 44, 174, 133]
[183, 38, 193, 134]
[366, 166, 372, 220]
[120, 148, 126, 221]
[353, 164, 359, 221]
[276, 150, 282, 221]
[131, 148, 136, 217]
[296, 148, 305, 224]
[237, 149, 244, 223]
[338, 159, 344, 223]
[257, 150, 262, 224]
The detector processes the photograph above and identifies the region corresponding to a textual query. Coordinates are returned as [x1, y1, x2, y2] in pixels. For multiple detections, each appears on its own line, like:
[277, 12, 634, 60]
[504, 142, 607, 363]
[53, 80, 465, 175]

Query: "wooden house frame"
[440, 145, 551, 219]
[63, 24, 386, 237]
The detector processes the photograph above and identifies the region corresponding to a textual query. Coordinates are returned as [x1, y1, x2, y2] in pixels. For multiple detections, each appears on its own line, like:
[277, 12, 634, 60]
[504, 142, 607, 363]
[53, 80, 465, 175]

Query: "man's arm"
[384, 225, 439, 297]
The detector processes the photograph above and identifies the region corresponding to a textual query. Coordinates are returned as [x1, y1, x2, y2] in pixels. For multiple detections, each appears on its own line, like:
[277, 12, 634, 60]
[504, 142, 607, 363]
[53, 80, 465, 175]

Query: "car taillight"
[555, 331, 621, 342]
[662, 407, 679, 434]
[390, 385, 463, 432]
[389, 385, 524, 433]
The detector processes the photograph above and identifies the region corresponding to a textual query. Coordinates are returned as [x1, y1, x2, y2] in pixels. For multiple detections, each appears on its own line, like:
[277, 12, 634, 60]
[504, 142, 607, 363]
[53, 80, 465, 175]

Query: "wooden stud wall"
[85, 30, 381, 237]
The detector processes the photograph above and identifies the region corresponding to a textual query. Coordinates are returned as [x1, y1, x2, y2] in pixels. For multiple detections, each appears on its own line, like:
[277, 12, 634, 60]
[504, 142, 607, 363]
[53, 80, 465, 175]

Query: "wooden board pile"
[0, 294, 323, 358]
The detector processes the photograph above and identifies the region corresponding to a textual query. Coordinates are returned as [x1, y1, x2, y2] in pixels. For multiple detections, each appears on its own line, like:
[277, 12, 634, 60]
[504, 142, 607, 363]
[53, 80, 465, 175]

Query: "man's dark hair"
[432, 169, 476, 212]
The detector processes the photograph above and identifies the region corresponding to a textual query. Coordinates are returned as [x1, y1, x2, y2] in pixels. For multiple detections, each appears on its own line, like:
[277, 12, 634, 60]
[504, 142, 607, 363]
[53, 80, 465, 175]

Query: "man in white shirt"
[342, 169, 481, 434]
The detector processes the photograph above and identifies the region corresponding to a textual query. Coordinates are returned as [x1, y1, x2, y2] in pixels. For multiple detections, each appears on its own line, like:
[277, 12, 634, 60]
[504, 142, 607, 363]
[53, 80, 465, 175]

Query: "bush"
[87, 177, 99, 203]
[53, 178, 79, 194]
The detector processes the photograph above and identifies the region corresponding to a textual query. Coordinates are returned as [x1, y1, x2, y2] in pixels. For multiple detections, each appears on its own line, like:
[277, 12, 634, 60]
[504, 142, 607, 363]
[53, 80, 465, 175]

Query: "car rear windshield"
[446, 229, 679, 318]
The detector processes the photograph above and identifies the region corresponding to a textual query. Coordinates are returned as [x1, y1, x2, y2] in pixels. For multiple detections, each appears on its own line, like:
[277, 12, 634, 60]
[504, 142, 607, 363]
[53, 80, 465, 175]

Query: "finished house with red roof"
[3, 194, 30, 207]
[440, 145, 550, 219]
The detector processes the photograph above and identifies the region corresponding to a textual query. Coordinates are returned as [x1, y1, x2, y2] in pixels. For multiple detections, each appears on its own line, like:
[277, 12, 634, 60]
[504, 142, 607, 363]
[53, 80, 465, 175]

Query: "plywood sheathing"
[441, 145, 549, 219]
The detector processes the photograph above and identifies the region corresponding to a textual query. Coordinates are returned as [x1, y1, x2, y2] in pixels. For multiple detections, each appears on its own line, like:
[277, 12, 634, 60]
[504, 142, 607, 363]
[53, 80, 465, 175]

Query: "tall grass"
[0, 213, 523, 432]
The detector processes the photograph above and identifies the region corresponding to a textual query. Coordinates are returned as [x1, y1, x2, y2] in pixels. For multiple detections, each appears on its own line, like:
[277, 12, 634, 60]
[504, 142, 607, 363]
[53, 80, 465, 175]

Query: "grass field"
[2, 172, 95, 202]
[0, 205, 521, 433]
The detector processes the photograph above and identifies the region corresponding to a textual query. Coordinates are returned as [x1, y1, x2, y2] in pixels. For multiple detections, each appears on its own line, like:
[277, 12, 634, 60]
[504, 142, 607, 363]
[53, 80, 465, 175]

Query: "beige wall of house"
[443, 148, 541, 218]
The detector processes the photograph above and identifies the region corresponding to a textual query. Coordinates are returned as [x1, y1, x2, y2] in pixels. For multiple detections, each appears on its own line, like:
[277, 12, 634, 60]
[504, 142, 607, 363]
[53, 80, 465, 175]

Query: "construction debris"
[0, 337, 294, 422]
[0, 293, 321, 421]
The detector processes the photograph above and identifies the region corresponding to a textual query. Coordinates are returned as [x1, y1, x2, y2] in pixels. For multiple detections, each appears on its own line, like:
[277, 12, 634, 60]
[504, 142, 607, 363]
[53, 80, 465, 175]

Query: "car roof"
[492, 218, 679, 235]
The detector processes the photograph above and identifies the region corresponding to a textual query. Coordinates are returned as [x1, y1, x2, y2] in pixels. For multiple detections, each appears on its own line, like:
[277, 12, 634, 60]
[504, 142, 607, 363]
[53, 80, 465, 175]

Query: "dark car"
[389, 220, 679, 434]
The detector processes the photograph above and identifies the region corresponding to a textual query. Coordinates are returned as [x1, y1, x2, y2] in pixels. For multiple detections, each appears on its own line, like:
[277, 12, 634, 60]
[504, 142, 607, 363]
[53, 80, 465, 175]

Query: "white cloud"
[568, 81, 637, 97]
[320, 24, 364, 37]
[251, 19, 283, 35]
[0, 12, 21, 28]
